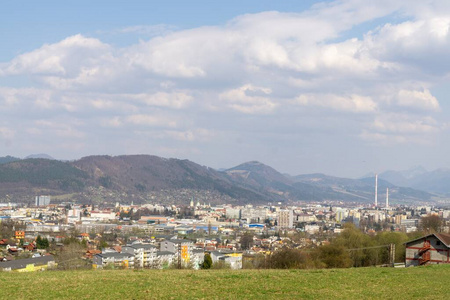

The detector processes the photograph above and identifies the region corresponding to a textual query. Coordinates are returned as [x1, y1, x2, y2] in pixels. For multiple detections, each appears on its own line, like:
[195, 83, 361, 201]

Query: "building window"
[436, 241, 441, 246]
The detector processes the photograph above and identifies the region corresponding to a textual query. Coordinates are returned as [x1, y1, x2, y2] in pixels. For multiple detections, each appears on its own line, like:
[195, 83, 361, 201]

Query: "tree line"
[243, 223, 425, 269]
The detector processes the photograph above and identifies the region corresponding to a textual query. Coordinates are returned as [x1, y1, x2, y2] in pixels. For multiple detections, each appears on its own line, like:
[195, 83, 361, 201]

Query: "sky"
[1, 0, 450, 178]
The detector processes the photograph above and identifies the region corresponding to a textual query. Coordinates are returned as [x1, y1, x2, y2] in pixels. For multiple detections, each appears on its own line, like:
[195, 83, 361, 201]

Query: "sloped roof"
[0, 255, 55, 270]
[125, 243, 157, 250]
[435, 233, 450, 246]
[165, 239, 194, 245]
[405, 233, 450, 247]
[96, 252, 134, 259]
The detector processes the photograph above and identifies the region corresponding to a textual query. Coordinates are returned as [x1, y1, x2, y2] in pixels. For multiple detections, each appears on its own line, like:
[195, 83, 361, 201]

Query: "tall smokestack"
[386, 188, 389, 209]
[375, 174, 378, 208]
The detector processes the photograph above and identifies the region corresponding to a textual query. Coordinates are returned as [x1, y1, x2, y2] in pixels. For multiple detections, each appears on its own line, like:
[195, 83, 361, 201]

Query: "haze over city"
[1, 0, 450, 178]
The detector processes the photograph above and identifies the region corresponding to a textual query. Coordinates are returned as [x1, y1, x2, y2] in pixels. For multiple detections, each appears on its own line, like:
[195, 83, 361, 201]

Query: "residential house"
[405, 233, 450, 267]
[0, 239, 8, 247]
[6, 243, 21, 255]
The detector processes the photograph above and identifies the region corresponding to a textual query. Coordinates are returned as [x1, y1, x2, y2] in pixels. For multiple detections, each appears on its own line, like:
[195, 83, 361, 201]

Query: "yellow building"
[0, 255, 57, 272]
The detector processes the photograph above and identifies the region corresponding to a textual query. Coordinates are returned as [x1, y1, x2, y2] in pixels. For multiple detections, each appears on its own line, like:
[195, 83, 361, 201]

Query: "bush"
[317, 244, 352, 268]
[211, 261, 231, 269]
[268, 247, 308, 269]
[201, 253, 212, 269]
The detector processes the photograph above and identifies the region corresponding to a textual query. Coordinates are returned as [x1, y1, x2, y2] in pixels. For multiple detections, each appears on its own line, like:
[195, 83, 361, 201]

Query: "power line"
[346, 244, 390, 251]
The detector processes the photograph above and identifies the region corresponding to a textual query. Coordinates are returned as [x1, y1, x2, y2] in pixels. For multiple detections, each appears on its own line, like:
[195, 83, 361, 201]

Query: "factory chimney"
[375, 174, 378, 208]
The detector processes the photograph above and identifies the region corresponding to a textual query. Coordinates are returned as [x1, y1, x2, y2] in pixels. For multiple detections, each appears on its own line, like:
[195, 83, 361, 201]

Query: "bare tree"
[420, 214, 443, 233]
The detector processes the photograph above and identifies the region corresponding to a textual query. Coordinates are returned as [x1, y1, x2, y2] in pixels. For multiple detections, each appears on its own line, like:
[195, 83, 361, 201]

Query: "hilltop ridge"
[0, 155, 435, 205]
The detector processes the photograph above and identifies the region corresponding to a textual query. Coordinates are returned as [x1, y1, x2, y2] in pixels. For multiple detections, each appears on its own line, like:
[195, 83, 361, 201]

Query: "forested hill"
[0, 156, 20, 165]
[0, 155, 435, 205]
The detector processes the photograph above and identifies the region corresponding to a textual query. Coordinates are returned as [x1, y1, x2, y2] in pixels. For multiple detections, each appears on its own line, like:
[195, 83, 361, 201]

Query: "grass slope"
[1, 266, 449, 299]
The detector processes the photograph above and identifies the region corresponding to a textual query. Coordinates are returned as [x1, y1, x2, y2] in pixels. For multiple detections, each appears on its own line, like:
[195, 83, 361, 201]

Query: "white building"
[210, 251, 242, 269]
[35, 196, 50, 207]
[122, 243, 158, 268]
[90, 211, 117, 221]
[277, 210, 294, 229]
[93, 252, 135, 269]
[335, 209, 348, 223]
[305, 224, 321, 234]
[160, 239, 194, 267]
[225, 207, 241, 219]
[241, 207, 268, 223]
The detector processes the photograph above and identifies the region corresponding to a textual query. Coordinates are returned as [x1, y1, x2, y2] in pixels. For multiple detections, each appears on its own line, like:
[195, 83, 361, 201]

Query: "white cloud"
[158, 128, 215, 142]
[130, 92, 193, 109]
[397, 89, 440, 111]
[0, 87, 54, 109]
[5, 34, 111, 76]
[100, 117, 123, 128]
[372, 114, 438, 134]
[295, 93, 377, 113]
[359, 129, 435, 145]
[1, 0, 450, 169]
[34, 119, 85, 139]
[126, 114, 178, 128]
[364, 16, 450, 76]
[219, 84, 276, 114]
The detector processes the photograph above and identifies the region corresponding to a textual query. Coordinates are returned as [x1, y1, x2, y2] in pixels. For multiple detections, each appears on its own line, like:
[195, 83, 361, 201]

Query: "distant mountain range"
[0, 155, 440, 205]
[379, 166, 450, 195]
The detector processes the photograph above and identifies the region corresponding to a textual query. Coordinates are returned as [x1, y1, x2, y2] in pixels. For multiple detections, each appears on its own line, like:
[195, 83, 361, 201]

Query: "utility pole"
[177, 242, 182, 269]
[389, 243, 395, 267]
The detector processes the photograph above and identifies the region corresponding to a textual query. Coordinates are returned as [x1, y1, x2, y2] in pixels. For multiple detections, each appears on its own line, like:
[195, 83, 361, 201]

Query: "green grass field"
[1, 265, 449, 299]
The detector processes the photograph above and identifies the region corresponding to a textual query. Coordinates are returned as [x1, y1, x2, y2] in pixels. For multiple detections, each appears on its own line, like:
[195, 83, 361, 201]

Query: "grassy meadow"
[1, 265, 449, 299]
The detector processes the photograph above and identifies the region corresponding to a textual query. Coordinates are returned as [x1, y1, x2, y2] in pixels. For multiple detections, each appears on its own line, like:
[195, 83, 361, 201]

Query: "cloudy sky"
[1, 0, 450, 178]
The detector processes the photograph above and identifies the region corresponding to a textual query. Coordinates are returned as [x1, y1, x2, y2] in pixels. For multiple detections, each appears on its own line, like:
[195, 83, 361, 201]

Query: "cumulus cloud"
[360, 113, 440, 145]
[157, 128, 215, 142]
[364, 16, 450, 76]
[0, 0, 449, 173]
[295, 93, 377, 113]
[5, 34, 112, 76]
[397, 89, 440, 111]
[35, 119, 85, 139]
[125, 114, 178, 128]
[372, 114, 438, 134]
[130, 92, 193, 109]
[219, 84, 276, 114]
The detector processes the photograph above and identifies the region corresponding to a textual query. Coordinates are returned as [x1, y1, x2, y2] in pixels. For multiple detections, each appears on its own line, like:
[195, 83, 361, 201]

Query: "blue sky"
[1, 0, 450, 177]
[1, 0, 321, 60]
